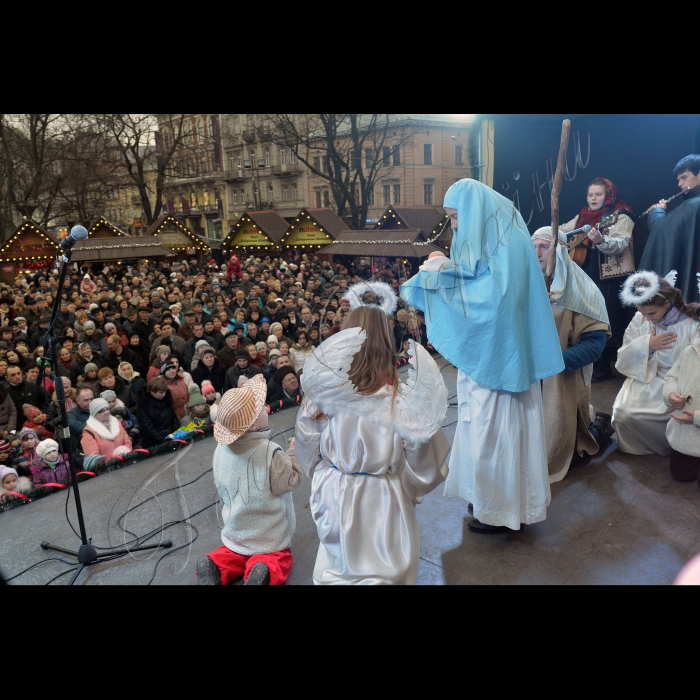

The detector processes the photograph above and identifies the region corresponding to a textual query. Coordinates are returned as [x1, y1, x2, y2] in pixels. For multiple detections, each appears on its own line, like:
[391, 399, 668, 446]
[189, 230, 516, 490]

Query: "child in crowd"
[196, 374, 302, 586]
[181, 385, 212, 428]
[0, 464, 32, 496]
[11, 427, 40, 478]
[21, 404, 53, 440]
[31, 438, 70, 487]
[201, 380, 220, 422]
[110, 406, 141, 447]
[0, 439, 13, 467]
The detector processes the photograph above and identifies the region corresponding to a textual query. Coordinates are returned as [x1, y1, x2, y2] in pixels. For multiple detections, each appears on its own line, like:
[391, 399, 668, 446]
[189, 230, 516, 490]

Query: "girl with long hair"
[294, 283, 450, 585]
[612, 271, 700, 455]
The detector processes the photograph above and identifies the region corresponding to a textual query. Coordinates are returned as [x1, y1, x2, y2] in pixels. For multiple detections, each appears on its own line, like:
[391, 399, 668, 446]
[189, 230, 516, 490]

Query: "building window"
[264, 150, 271, 167]
[282, 185, 289, 200]
[393, 147, 401, 166]
[424, 144, 433, 165]
[203, 190, 210, 206]
[313, 155, 321, 171]
[246, 114, 254, 129]
[424, 183, 433, 205]
[365, 148, 375, 169]
[237, 154, 242, 170]
[291, 182, 298, 199]
[353, 186, 360, 203]
[231, 190, 238, 205]
[233, 116, 240, 134]
[322, 155, 328, 173]
[351, 150, 361, 170]
[368, 187, 375, 206]
[198, 119, 205, 140]
[240, 189, 246, 203]
[289, 150, 295, 164]
[229, 153, 236, 171]
[383, 185, 391, 206]
[455, 143, 464, 165]
[393, 184, 401, 205]
[267, 184, 274, 203]
[280, 148, 287, 165]
[382, 147, 391, 166]
[315, 190, 322, 208]
[323, 190, 330, 207]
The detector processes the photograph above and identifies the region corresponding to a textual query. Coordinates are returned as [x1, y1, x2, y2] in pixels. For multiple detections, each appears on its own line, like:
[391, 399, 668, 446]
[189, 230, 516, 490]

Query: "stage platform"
[2, 361, 699, 585]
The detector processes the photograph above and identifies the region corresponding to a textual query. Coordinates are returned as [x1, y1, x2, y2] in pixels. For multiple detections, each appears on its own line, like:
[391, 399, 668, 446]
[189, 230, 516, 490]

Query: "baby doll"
[11, 428, 40, 478]
[195, 374, 302, 586]
[0, 464, 32, 496]
[31, 438, 70, 487]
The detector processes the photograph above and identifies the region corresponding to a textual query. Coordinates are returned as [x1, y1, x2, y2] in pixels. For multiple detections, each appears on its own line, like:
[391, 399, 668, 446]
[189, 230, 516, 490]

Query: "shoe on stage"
[196, 556, 221, 585]
[245, 562, 271, 585]
[467, 518, 513, 535]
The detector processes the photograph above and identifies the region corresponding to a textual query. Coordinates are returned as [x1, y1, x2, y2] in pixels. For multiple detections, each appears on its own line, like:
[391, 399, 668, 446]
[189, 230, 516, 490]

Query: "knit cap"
[22, 404, 42, 421]
[36, 439, 59, 460]
[160, 361, 178, 375]
[0, 465, 18, 483]
[89, 398, 110, 417]
[235, 347, 250, 359]
[195, 339, 209, 349]
[100, 390, 117, 401]
[85, 318, 97, 326]
[19, 427, 37, 442]
[201, 380, 215, 397]
[186, 384, 207, 408]
[267, 335, 279, 346]
[84, 363, 98, 374]
[268, 349, 281, 359]
[0, 439, 11, 453]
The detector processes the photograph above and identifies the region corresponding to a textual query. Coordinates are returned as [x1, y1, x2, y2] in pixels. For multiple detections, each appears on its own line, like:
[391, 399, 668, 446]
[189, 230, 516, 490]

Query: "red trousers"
[207, 545, 293, 586]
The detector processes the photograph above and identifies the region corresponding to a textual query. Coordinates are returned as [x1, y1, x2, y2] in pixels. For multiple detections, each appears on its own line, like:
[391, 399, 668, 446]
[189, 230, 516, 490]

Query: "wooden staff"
[545, 119, 571, 292]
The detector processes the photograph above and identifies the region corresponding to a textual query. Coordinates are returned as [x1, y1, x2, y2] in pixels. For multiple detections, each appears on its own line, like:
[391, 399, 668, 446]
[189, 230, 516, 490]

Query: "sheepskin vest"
[213, 429, 296, 555]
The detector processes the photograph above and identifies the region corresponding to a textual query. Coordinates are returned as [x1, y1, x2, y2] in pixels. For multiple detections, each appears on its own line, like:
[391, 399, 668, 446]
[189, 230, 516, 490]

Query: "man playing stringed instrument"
[559, 177, 637, 381]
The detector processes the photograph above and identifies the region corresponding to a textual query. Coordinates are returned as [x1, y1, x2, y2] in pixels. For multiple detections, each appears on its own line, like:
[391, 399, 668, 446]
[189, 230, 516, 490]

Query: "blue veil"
[400, 179, 564, 392]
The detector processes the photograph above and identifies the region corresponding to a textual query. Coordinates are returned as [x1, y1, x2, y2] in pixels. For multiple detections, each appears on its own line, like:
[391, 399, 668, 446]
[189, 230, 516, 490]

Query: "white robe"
[443, 371, 551, 530]
[612, 311, 699, 455]
[294, 386, 451, 585]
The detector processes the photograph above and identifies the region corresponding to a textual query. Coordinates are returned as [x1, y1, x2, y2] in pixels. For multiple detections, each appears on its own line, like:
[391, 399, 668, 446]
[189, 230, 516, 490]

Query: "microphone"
[57, 225, 89, 252]
[564, 224, 591, 242]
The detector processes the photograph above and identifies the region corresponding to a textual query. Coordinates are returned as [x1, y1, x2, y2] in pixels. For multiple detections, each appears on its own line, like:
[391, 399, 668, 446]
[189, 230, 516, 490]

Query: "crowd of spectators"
[0, 251, 430, 497]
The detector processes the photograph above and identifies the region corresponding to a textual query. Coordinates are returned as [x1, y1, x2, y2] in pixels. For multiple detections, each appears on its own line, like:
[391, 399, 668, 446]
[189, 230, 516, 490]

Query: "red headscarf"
[575, 177, 635, 230]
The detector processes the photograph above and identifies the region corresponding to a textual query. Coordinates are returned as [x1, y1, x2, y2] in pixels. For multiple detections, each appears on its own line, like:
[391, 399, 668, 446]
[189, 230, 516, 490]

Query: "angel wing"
[394, 340, 448, 444]
[664, 269, 678, 288]
[300, 327, 367, 415]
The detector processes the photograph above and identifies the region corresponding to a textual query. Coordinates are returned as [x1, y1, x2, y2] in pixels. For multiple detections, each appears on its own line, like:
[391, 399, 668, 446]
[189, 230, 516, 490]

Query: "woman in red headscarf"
[226, 254, 241, 280]
[559, 177, 637, 381]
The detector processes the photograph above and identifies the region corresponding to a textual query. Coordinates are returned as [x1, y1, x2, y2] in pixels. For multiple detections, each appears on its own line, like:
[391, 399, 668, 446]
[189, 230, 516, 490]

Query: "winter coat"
[0, 386, 17, 437]
[138, 391, 179, 448]
[189, 343, 216, 372]
[67, 405, 91, 452]
[84, 332, 108, 358]
[56, 358, 73, 378]
[224, 363, 262, 392]
[663, 337, 700, 458]
[50, 388, 77, 433]
[104, 346, 139, 373]
[128, 343, 151, 374]
[70, 353, 104, 386]
[7, 380, 51, 433]
[289, 344, 314, 374]
[81, 415, 132, 458]
[98, 376, 137, 412]
[148, 335, 186, 362]
[165, 375, 189, 420]
[216, 344, 239, 370]
[190, 358, 227, 395]
[121, 374, 146, 396]
[11, 445, 40, 478]
[30, 454, 71, 488]
[76, 374, 101, 399]
[184, 334, 216, 370]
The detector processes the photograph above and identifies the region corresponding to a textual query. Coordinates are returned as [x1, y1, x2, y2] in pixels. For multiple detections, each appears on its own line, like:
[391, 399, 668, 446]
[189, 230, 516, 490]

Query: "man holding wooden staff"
[400, 179, 563, 534]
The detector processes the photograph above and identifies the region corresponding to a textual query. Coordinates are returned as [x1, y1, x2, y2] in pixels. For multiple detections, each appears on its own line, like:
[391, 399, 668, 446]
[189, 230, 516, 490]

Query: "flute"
[640, 188, 689, 217]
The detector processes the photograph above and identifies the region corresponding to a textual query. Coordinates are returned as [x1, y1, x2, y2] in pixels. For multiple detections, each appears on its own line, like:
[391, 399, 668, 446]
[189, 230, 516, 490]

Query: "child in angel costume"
[400, 179, 564, 534]
[612, 270, 700, 456]
[294, 281, 451, 585]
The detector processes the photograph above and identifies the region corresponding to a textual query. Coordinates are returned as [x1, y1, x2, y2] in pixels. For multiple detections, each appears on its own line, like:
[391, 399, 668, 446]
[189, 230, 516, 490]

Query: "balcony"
[223, 168, 247, 182]
[269, 161, 303, 177]
[242, 128, 256, 144]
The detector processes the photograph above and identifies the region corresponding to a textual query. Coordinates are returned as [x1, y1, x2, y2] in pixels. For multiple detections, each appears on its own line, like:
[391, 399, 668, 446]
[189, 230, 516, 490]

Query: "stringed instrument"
[567, 211, 619, 267]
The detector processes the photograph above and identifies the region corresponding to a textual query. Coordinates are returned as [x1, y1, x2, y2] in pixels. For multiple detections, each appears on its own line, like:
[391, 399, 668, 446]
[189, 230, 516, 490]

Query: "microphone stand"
[38, 246, 171, 585]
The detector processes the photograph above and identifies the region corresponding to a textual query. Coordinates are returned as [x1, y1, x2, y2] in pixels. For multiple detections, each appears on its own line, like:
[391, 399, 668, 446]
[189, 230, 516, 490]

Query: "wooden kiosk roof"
[318, 228, 448, 258]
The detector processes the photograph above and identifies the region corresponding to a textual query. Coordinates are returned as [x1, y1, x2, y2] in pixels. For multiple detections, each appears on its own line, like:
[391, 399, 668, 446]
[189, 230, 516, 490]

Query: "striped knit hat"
[213, 374, 267, 445]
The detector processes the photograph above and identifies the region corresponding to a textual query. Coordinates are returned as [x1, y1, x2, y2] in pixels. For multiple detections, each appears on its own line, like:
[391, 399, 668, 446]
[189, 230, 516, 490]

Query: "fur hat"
[213, 374, 267, 445]
[22, 403, 42, 421]
[36, 438, 59, 460]
[89, 398, 110, 417]
[273, 366, 297, 385]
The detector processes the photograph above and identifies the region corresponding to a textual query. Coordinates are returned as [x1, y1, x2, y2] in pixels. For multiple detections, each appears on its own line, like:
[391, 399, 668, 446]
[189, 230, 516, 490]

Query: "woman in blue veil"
[401, 179, 563, 533]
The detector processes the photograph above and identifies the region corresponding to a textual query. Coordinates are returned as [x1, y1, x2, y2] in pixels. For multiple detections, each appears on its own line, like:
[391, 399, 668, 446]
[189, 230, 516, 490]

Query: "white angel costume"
[613, 270, 700, 455]
[294, 327, 451, 585]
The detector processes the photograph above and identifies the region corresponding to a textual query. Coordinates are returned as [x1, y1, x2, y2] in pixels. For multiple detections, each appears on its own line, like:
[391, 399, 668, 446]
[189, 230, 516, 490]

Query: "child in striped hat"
[195, 374, 302, 586]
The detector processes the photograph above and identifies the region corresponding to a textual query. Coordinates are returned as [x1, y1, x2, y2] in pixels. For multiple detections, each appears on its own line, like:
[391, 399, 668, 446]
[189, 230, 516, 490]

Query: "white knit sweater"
[663, 337, 700, 457]
[213, 429, 301, 555]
